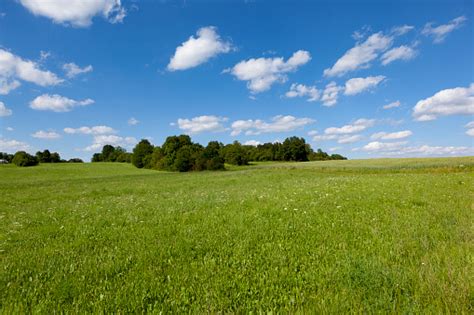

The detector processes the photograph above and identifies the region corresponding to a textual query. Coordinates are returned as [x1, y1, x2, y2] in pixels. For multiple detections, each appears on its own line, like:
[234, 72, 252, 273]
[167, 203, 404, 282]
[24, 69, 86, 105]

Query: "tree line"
[123, 135, 346, 172]
[0, 150, 83, 167]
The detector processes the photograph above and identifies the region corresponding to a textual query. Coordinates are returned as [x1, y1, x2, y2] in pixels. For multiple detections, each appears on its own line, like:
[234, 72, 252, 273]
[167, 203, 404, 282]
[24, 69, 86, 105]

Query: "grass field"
[1, 157, 473, 312]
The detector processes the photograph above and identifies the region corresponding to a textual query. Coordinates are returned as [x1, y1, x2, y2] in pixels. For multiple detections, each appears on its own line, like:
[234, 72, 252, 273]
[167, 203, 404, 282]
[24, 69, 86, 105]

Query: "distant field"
[1, 157, 473, 312]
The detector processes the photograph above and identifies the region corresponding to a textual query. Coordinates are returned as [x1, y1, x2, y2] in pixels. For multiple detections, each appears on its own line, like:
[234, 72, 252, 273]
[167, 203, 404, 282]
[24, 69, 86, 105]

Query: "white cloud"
[344, 75, 385, 95]
[413, 83, 474, 121]
[465, 121, 474, 137]
[0, 48, 63, 94]
[244, 140, 261, 146]
[84, 135, 137, 151]
[6, 127, 14, 131]
[176, 115, 228, 134]
[351, 25, 372, 41]
[168, 26, 232, 71]
[363, 141, 472, 156]
[31, 130, 61, 139]
[383, 100, 401, 109]
[363, 141, 407, 152]
[465, 121, 474, 128]
[64, 125, 116, 135]
[325, 118, 375, 135]
[371, 130, 412, 140]
[337, 134, 362, 144]
[127, 117, 139, 126]
[321, 81, 343, 106]
[312, 134, 338, 142]
[329, 146, 342, 152]
[285, 83, 320, 102]
[228, 50, 311, 93]
[231, 115, 314, 136]
[323, 32, 393, 77]
[0, 138, 30, 152]
[422, 16, 467, 43]
[391, 25, 415, 36]
[19, 0, 126, 27]
[381, 45, 417, 65]
[30, 94, 94, 112]
[39, 50, 51, 61]
[63, 62, 93, 78]
[0, 101, 12, 117]
[0, 78, 21, 95]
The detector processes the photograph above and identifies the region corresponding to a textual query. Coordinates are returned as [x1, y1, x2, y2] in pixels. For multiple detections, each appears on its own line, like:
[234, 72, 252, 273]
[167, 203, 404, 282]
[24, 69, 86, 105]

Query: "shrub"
[12, 151, 39, 167]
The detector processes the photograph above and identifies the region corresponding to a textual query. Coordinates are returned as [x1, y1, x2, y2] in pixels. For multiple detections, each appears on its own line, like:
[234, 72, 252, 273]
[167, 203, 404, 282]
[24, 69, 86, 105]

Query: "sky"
[0, 0, 473, 161]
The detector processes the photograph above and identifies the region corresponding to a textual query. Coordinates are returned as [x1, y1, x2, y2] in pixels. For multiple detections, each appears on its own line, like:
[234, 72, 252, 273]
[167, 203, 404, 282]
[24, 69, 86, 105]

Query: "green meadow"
[1, 157, 473, 312]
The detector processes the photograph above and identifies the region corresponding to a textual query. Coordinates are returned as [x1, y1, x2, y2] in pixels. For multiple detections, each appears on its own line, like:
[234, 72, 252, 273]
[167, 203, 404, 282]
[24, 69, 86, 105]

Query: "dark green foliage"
[240, 138, 346, 163]
[92, 146, 133, 163]
[281, 136, 310, 161]
[132, 136, 225, 172]
[221, 141, 249, 165]
[36, 150, 61, 163]
[12, 151, 39, 167]
[309, 149, 347, 161]
[130, 135, 346, 171]
[131, 140, 154, 168]
[0, 152, 13, 163]
[68, 158, 84, 163]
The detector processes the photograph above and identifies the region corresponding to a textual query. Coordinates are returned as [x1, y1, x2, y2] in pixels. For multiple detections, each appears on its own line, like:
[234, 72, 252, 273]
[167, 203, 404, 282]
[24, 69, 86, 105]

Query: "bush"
[12, 151, 39, 167]
[68, 158, 84, 163]
[132, 140, 154, 168]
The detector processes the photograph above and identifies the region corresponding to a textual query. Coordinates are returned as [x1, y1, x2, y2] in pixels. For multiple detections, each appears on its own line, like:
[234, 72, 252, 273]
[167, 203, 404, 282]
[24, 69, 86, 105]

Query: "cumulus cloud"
[19, 0, 126, 27]
[412, 83, 474, 121]
[311, 133, 338, 142]
[0, 101, 12, 117]
[168, 26, 232, 71]
[321, 81, 343, 106]
[30, 94, 94, 112]
[228, 50, 311, 93]
[465, 121, 474, 137]
[0, 138, 30, 152]
[325, 118, 375, 135]
[344, 75, 385, 95]
[0, 78, 21, 95]
[31, 130, 61, 139]
[0, 48, 63, 94]
[363, 141, 407, 152]
[127, 117, 139, 126]
[64, 125, 116, 135]
[63, 62, 93, 78]
[422, 16, 467, 43]
[363, 141, 472, 156]
[337, 134, 362, 144]
[371, 130, 412, 140]
[84, 135, 137, 151]
[381, 45, 417, 65]
[323, 32, 393, 77]
[285, 83, 320, 102]
[176, 115, 228, 134]
[231, 115, 314, 136]
[383, 100, 401, 109]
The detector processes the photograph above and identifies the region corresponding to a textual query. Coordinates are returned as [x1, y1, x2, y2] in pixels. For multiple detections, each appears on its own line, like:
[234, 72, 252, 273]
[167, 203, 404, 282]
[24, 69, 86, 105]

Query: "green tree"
[282, 137, 310, 161]
[132, 139, 154, 168]
[12, 151, 39, 167]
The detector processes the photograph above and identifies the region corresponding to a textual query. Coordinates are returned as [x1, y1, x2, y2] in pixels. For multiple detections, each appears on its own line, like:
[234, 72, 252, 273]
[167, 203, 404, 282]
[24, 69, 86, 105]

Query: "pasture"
[1, 157, 473, 312]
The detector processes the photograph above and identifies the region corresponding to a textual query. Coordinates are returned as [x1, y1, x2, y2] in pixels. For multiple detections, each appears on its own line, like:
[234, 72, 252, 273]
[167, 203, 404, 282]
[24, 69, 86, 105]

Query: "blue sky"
[0, 0, 472, 160]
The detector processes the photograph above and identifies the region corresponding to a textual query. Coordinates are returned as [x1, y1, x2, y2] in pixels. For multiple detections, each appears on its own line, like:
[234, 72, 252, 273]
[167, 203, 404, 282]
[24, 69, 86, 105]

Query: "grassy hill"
[1, 157, 473, 312]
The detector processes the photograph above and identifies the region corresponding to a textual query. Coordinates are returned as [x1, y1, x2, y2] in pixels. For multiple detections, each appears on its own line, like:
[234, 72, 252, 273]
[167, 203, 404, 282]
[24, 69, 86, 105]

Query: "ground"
[1, 157, 473, 312]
